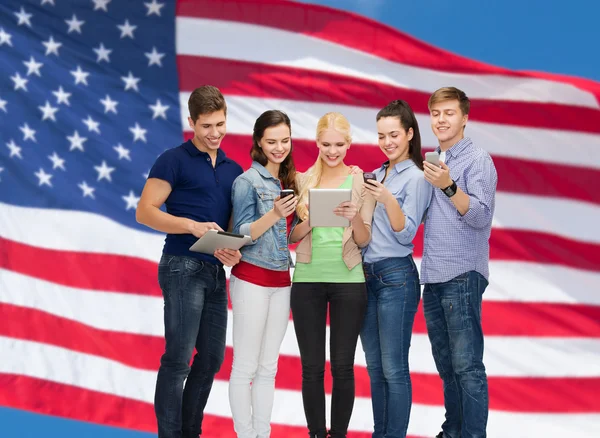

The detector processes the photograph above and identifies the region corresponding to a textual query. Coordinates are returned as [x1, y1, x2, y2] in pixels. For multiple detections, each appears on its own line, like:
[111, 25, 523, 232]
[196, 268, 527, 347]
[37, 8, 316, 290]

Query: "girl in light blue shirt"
[360, 100, 433, 438]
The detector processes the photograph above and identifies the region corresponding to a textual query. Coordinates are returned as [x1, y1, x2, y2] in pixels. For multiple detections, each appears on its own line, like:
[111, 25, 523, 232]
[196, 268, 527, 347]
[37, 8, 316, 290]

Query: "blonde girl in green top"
[289, 112, 375, 438]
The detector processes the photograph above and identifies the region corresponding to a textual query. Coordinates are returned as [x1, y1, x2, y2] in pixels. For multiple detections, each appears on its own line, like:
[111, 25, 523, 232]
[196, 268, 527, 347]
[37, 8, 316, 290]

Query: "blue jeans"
[360, 256, 420, 438]
[154, 254, 228, 438]
[423, 271, 489, 438]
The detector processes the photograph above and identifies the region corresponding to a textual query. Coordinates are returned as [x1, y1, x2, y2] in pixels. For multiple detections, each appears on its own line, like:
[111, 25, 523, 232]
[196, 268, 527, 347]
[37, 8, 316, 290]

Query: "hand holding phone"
[280, 189, 294, 199]
[274, 189, 297, 218]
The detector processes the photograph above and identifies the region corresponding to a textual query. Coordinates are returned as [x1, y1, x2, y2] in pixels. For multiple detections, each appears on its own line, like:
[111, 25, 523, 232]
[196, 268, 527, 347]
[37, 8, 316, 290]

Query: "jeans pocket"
[441, 279, 468, 331]
[183, 257, 205, 275]
[378, 268, 407, 287]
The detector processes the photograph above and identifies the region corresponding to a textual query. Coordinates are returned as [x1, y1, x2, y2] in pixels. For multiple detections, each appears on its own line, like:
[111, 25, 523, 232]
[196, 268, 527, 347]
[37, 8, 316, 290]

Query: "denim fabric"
[231, 161, 298, 271]
[360, 256, 420, 438]
[423, 271, 489, 438]
[154, 254, 228, 438]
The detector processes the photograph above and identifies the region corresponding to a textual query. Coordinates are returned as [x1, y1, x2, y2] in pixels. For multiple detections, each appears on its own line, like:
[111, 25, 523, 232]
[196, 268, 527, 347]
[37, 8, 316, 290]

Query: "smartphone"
[280, 189, 295, 199]
[425, 151, 440, 166]
[363, 172, 377, 184]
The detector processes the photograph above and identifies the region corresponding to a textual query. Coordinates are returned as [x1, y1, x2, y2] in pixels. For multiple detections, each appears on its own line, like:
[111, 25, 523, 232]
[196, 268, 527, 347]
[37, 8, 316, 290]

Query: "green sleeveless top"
[292, 175, 365, 283]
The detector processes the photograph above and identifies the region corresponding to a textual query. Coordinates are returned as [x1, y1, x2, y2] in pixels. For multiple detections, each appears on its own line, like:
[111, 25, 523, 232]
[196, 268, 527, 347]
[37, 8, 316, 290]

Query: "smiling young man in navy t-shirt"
[136, 85, 243, 438]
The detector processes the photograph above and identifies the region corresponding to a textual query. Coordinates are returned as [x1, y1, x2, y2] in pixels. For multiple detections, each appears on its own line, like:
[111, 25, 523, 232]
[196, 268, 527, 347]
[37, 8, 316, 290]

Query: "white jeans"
[228, 275, 291, 438]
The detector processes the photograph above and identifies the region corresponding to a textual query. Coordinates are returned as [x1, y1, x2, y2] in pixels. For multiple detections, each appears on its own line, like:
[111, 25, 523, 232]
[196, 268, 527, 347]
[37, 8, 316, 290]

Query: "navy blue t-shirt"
[148, 140, 243, 264]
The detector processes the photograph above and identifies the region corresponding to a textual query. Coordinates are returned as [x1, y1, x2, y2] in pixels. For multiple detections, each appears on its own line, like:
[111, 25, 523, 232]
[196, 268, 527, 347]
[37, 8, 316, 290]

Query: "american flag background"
[1, 0, 599, 437]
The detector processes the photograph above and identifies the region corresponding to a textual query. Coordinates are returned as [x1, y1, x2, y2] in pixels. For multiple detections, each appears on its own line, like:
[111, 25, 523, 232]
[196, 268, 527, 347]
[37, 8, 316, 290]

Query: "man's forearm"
[449, 187, 470, 216]
[136, 204, 194, 234]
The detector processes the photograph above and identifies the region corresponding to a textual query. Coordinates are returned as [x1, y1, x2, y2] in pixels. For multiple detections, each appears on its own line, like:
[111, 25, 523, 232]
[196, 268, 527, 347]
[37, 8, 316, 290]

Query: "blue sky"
[298, 0, 600, 82]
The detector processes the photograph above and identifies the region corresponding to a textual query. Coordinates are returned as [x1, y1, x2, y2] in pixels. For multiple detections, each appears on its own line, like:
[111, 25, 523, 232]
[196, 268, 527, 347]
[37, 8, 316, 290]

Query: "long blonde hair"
[297, 112, 352, 220]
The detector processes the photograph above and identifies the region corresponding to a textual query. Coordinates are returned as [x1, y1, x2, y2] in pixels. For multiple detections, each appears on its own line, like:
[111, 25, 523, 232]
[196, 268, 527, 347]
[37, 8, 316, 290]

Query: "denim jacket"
[231, 161, 299, 271]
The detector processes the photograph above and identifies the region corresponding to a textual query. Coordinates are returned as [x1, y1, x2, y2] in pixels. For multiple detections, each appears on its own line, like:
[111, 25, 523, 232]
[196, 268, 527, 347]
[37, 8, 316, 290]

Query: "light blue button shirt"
[363, 159, 433, 263]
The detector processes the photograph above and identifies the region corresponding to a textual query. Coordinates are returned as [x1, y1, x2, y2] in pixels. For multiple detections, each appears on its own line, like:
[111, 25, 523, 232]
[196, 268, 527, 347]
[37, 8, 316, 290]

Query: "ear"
[187, 116, 194, 130]
[407, 127, 414, 142]
[462, 114, 469, 129]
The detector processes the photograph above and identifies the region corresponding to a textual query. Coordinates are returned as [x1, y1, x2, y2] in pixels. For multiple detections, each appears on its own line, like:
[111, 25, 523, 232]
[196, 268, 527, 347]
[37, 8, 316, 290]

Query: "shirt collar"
[379, 159, 416, 175]
[183, 139, 227, 163]
[436, 137, 472, 158]
[251, 161, 278, 180]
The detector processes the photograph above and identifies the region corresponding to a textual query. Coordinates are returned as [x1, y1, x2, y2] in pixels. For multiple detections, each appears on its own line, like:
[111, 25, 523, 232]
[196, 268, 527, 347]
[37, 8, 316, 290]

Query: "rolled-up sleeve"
[231, 176, 258, 244]
[393, 176, 433, 245]
[459, 155, 498, 230]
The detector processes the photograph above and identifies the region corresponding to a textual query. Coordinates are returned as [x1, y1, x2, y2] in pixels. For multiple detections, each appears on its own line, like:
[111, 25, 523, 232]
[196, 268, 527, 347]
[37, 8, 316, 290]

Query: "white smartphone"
[425, 151, 440, 166]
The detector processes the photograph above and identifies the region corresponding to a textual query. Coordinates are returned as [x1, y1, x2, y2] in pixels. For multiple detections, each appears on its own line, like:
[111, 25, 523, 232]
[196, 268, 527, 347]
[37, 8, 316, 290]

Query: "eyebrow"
[265, 137, 290, 141]
[378, 130, 400, 135]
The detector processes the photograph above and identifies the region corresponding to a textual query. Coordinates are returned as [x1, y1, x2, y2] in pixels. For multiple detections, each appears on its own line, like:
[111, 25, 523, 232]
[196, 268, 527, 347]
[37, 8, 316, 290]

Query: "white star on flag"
[122, 190, 140, 210]
[94, 160, 116, 182]
[82, 116, 101, 134]
[100, 95, 118, 114]
[6, 140, 23, 159]
[129, 123, 147, 142]
[93, 43, 112, 63]
[34, 168, 53, 187]
[0, 167, 4, 182]
[113, 144, 131, 161]
[0, 28, 13, 47]
[23, 56, 43, 76]
[67, 131, 87, 152]
[52, 86, 71, 105]
[145, 47, 165, 67]
[0, 97, 7, 113]
[145, 0, 165, 16]
[92, 0, 111, 12]
[39, 101, 59, 121]
[71, 66, 90, 85]
[121, 72, 140, 91]
[11, 73, 28, 91]
[149, 99, 169, 119]
[78, 181, 96, 198]
[117, 20, 137, 39]
[42, 36, 62, 56]
[65, 15, 85, 34]
[14, 7, 33, 27]
[48, 152, 66, 170]
[20, 123, 36, 142]
[41, 0, 55, 5]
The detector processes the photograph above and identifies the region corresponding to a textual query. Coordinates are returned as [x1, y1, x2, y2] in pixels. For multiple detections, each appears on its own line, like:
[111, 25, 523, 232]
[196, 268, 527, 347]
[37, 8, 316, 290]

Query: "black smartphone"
[280, 189, 295, 199]
[363, 172, 377, 184]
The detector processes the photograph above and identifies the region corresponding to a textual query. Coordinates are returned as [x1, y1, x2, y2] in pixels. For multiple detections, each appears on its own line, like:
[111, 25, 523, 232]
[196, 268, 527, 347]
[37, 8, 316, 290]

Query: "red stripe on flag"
[0, 237, 161, 296]
[178, 55, 600, 134]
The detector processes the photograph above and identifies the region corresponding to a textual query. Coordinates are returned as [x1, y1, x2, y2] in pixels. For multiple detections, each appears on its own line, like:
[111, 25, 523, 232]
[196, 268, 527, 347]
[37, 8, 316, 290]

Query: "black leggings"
[290, 282, 367, 438]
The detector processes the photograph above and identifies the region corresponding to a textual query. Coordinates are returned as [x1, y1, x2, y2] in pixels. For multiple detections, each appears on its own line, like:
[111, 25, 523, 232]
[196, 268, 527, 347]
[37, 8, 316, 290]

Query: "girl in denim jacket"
[228, 110, 299, 438]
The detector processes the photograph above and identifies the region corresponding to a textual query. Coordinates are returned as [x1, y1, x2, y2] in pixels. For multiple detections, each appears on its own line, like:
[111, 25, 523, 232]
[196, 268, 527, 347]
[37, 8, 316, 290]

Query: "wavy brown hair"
[250, 110, 297, 194]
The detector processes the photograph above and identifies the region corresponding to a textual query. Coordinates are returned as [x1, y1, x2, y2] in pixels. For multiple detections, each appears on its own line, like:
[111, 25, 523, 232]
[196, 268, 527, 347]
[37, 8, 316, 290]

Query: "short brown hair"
[428, 87, 470, 115]
[188, 85, 227, 122]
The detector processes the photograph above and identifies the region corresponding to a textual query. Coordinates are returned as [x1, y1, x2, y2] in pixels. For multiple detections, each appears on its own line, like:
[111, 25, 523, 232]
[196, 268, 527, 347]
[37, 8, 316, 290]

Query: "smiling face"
[376, 116, 413, 166]
[258, 123, 292, 165]
[188, 110, 226, 152]
[429, 99, 468, 150]
[317, 128, 350, 168]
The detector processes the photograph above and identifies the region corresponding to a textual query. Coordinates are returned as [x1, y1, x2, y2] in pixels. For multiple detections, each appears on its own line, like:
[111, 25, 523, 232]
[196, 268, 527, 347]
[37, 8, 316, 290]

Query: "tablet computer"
[308, 188, 352, 227]
[189, 230, 252, 254]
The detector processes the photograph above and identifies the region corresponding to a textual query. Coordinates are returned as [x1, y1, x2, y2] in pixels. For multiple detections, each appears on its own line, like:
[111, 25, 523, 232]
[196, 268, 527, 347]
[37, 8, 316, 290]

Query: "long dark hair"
[376, 100, 424, 170]
[251, 110, 298, 194]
